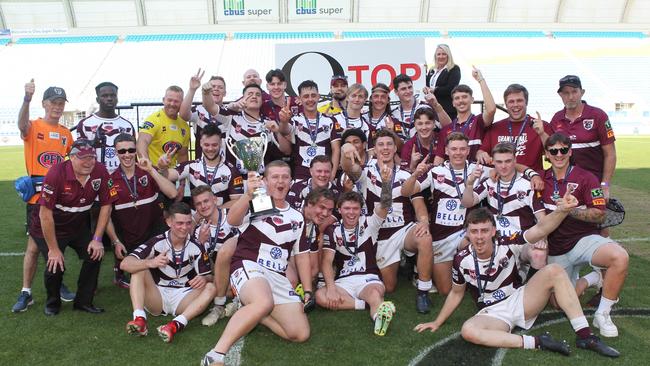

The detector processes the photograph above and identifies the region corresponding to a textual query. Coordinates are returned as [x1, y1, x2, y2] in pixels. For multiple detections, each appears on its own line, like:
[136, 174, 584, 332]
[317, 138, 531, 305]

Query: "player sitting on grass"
[121, 202, 216, 343]
[317, 174, 395, 336]
[414, 202, 620, 358]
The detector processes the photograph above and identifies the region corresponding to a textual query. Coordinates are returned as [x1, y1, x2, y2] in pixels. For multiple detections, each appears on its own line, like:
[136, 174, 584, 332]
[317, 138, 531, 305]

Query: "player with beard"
[434, 66, 496, 164]
[414, 207, 620, 358]
[278, 80, 342, 181]
[76, 82, 135, 173]
[342, 129, 434, 314]
[541, 133, 629, 338]
[191, 185, 239, 326]
[159, 124, 243, 209]
[363, 83, 401, 134]
[476, 84, 552, 172]
[389, 74, 451, 141]
[318, 74, 348, 116]
[201, 161, 313, 366]
[287, 155, 341, 211]
[402, 132, 488, 297]
[106, 134, 177, 288]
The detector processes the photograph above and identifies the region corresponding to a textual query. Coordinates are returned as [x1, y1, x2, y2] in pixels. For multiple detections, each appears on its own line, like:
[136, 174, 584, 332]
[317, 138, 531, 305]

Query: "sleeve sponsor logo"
[42, 184, 54, 195]
[607, 130, 615, 138]
[593, 198, 606, 206]
[605, 119, 613, 130]
[591, 188, 604, 198]
[141, 121, 155, 130]
[109, 188, 118, 197]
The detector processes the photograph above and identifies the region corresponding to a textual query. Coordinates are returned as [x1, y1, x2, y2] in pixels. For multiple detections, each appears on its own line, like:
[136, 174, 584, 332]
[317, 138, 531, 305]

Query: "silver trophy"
[226, 132, 279, 217]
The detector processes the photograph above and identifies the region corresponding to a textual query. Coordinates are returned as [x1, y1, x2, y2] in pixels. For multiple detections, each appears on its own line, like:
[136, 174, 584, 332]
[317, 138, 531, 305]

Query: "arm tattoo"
[380, 179, 393, 209]
[569, 208, 605, 224]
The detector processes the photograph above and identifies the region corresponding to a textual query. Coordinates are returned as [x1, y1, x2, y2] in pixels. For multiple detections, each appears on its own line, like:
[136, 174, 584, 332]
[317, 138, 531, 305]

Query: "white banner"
[216, 0, 279, 23]
[288, 0, 351, 22]
[275, 38, 426, 96]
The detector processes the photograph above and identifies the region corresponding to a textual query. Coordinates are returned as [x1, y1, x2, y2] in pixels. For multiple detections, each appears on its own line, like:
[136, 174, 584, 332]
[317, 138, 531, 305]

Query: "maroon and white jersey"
[389, 100, 434, 139]
[130, 232, 211, 288]
[436, 114, 486, 162]
[110, 166, 164, 247]
[356, 163, 419, 240]
[261, 97, 301, 123]
[30, 160, 116, 239]
[304, 221, 321, 253]
[419, 161, 487, 241]
[550, 102, 615, 180]
[190, 104, 230, 159]
[400, 134, 438, 171]
[541, 165, 606, 256]
[175, 158, 244, 207]
[287, 179, 341, 212]
[480, 116, 553, 172]
[473, 173, 544, 237]
[230, 205, 307, 276]
[288, 113, 342, 181]
[323, 214, 384, 279]
[219, 112, 279, 176]
[193, 208, 237, 254]
[75, 114, 135, 173]
[452, 232, 528, 309]
[332, 113, 370, 141]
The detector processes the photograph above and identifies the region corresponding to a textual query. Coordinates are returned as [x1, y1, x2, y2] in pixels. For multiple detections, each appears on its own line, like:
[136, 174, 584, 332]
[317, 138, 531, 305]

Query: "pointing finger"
[536, 111, 542, 121]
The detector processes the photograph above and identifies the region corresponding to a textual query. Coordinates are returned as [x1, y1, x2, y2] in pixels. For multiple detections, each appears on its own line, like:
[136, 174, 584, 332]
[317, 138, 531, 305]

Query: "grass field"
[1, 138, 649, 366]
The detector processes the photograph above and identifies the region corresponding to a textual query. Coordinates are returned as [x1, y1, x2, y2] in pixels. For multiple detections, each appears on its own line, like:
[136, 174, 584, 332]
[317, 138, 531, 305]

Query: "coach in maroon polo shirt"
[30, 139, 117, 315]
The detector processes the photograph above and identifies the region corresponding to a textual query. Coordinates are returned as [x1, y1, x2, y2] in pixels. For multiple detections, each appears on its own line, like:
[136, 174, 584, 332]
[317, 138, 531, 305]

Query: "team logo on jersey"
[270, 247, 282, 259]
[139, 175, 148, 187]
[193, 170, 201, 180]
[492, 289, 506, 300]
[567, 183, 579, 193]
[488, 186, 495, 197]
[272, 216, 284, 225]
[583, 119, 594, 130]
[91, 179, 101, 191]
[436, 174, 445, 183]
[141, 121, 154, 130]
[235, 124, 242, 133]
[517, 190, 526, 200]
[62, 137, 67, 146]
[220, 174, 230, 183]
[105, 147, 116, 159]
[445, 200, 458, 211]
[162, 141, 182, 154]
[323, 125, 330, 133]
[499, 257, 509, 268]
[498, 216, 510, 228]
[37, 152, 64, 168]
[468, 269, 477, 280]
[370, 174, 377, 184]
[336, 236, 343, 246]
[291, 220, 300, 232]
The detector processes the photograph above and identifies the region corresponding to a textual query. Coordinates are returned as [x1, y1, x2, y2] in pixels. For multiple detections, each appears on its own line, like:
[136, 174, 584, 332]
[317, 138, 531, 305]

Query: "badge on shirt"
[583, 119, 594, 130]
[91, 179, 101, 191]
[49, 132, 60, 140]
[139, 175, 148, 187]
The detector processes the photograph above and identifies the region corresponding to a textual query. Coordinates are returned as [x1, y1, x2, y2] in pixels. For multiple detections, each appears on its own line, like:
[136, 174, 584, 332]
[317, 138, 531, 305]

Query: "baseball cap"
[43, 86, 68, 102]
[341, 128, 367, 143]
[557, 75, 582, 92]
[69, 139, 96, 158]
[330, 75, 348, 86]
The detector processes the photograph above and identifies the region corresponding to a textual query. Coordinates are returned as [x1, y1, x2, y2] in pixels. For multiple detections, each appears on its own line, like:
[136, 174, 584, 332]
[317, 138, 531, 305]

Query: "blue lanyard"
[119, 168, 138, 203]
[508, 115, 529, 148]
[551, 165, 573, 200]
[472, 244, 496, 303]
[415, 134, 434, 158]
[202, 157, 217, 187]
[496, 173, 517, 217]
[341, 223, 360, 257]
[304, 113, 321, 145]
[452, 114, 474, 135]
[207, 209, 223, 253]
[448, 162, 468, 198]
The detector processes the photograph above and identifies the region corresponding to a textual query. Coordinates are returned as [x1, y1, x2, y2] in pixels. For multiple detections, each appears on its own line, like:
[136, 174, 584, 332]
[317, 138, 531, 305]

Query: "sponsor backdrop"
[275, 38, 426, 96]
[288, 0, 351, 22]
[216, 0, 279, 23]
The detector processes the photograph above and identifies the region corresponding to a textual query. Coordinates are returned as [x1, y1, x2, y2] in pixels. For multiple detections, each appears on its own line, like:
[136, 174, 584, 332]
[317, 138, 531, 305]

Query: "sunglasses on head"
[547, 147, 570, 156]
[117, 148, 137, 155]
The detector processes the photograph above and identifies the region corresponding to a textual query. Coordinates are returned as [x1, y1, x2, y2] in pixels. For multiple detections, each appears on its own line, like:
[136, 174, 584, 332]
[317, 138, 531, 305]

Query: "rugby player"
[106, 133, 177, 287]
[189, 74, 228, 159]
[331, 83, 371, 140]
[261, 69, 301, 165]
[414, 206, 619, 358]
[400, 108, 438, 172]
[287, 155, 341, 212]
[541, 133, 629, 337]
[121, 202, 215, 342]
[343, 129, 434, 314]
[201, 161, 313, 366]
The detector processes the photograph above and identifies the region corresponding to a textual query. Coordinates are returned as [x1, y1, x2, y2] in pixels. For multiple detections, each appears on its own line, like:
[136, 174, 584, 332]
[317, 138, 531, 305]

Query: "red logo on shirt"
[37, 152, 64, 168]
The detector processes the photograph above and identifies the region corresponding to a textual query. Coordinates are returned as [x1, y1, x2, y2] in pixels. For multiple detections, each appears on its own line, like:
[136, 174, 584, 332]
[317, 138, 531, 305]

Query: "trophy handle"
[225, 135, 238, 160]
[260, 131, 269, 159]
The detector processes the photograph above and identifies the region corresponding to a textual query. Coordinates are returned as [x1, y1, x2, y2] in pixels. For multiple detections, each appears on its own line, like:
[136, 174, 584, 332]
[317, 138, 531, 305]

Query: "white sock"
[173, 314, 188, 326]
[354, 299, 366, 310]
[581, 271, 601, 287]
[569, 316, 589, 332]
[133, 309, 146, 319]
[371, 312, 377, 321]
[21, 287, 31, 295]
[597, 296, 618, 314]
[205, 350, 225, 363]
[417, 279, 433, 292]
[522, 335, 536, 349]
[214, 296, 227, 306]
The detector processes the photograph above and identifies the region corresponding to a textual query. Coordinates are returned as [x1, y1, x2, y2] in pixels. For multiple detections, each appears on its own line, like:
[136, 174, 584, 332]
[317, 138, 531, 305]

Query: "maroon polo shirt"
[400, 134, 437, 171]
[541, 165, 606, 256]
[480, 116, 552, 172]
[110, 166, 164, 247]
[30, 160, 116, 239]
[550, 102, 615, 180]
[436, 114, 486, 162]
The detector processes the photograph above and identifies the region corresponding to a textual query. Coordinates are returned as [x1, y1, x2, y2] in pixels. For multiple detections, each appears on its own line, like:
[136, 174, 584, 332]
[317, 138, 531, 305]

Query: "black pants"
[34, 231, 101, 309]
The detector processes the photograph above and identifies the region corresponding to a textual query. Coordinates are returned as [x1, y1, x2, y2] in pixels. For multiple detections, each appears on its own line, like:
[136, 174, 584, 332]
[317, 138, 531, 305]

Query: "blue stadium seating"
[124, 33, 226, 42]
[343, 31, 441, 39]
[233, 32, 334, 40]
[448, 31, 545, 38]
[553, 31, 645, 38]
[0, 38, 9, 46]
[15, 35, 117, 44]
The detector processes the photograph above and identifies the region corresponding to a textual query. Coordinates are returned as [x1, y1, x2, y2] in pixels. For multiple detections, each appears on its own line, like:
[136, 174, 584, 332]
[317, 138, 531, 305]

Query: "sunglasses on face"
[117, 148, 137, 155]
[547, 147, 570, 156]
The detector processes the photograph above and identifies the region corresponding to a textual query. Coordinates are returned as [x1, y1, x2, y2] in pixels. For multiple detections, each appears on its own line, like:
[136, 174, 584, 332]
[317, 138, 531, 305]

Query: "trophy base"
[250, 192, 280, 218]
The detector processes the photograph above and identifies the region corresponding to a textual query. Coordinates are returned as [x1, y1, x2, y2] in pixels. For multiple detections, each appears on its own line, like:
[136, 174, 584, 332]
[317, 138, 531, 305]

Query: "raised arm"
[180, 68, 205, 122]
[461, 164, 483, 208]
[472, 66, 496, 126]
[226, 172, 258, 226]
[18, 79, 36, 139]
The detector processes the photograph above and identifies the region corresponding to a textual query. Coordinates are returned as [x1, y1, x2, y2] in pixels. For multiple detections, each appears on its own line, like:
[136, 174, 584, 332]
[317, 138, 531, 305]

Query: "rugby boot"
[374, 301, 396, 336]
[536, 332, 570, 356]
[576, 335, 620, 358]
[126, 316, 148, 336]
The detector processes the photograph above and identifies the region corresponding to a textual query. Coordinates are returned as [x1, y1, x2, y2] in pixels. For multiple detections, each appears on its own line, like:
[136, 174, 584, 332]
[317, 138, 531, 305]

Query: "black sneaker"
[536, 332, 570, 356]
[576, 335, 620, 358]
[415, 291, 431, 314]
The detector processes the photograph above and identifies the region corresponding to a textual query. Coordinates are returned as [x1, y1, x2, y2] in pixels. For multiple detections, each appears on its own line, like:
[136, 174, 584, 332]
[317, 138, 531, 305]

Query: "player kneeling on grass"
[191, 185, 240, 326]
[120, 202, 216, 342]
[317, 181, 396, 336]
[202, 161, 313, 366]
[414, 201, 620, 358]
